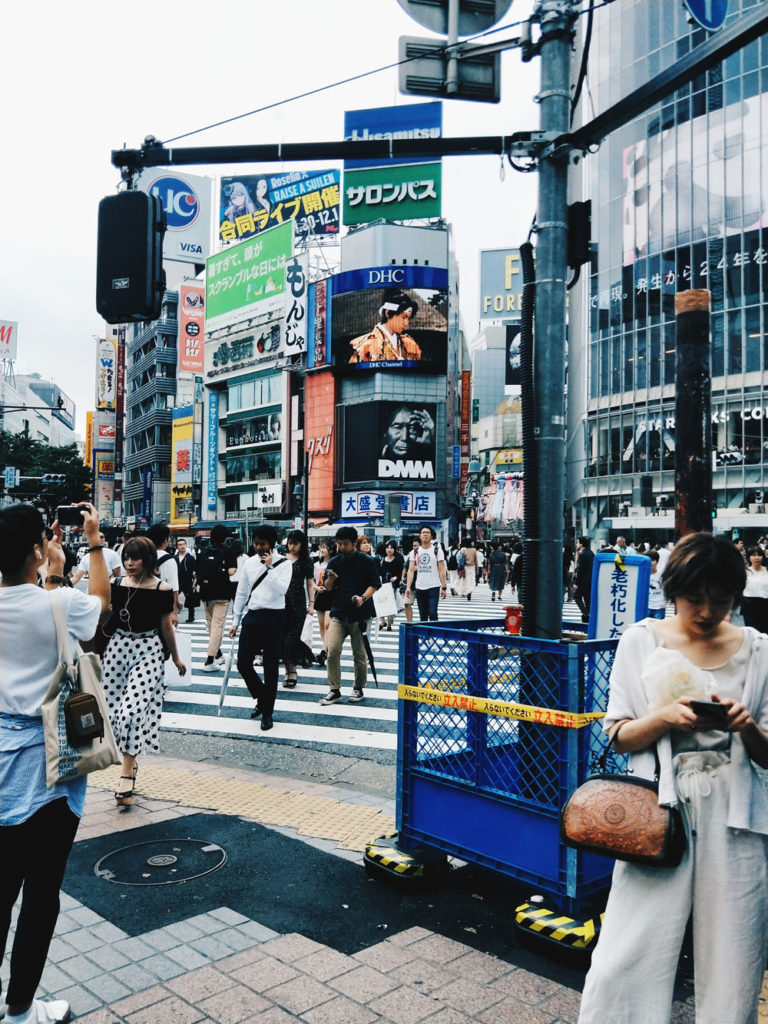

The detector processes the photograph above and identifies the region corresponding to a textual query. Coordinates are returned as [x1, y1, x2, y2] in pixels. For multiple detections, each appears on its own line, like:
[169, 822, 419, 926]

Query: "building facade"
[569, 0, 768, 542]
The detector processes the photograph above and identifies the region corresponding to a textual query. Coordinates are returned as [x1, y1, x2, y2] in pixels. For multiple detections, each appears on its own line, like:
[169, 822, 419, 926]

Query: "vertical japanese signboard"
[460, 370, 471, 495]
[85, 411, 93, 471]
[304, 371, 336, 512]
[178, 283, 206, 372]
[96, 338, 117, 410]
[589, 553, 651, 640]
[171, 406, 194, 523]
[207, 391, 219, 511]
[114, 327, 125, 504]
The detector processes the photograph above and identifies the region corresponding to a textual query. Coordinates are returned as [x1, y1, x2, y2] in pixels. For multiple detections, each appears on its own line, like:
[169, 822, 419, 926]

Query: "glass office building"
[569, 0, 768, 541]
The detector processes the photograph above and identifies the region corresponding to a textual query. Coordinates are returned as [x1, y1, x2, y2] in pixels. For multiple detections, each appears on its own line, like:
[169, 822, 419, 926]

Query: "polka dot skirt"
[102, 631, 166, 757]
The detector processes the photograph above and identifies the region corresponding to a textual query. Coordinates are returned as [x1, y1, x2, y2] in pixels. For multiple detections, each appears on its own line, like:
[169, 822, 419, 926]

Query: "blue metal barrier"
[396, 619, 620, 912]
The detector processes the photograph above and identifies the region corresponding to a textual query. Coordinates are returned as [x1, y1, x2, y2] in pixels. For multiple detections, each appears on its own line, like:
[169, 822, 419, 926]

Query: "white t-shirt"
[156, 552, 180, 593]
[744, 568, 768, 600]
[0, 585, 101, 716]
[77, 547, 122, 577]
[648, 572, 666, 610]
[413, 544, 445, 590]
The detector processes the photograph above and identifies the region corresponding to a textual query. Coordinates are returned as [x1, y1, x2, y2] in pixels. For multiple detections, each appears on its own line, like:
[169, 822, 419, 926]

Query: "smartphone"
[690, 700, 729, 722]
[56, 505, 83, 527]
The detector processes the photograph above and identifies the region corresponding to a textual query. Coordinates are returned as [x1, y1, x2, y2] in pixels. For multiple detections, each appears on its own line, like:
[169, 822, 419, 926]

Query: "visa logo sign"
[180, 242, 203, 255]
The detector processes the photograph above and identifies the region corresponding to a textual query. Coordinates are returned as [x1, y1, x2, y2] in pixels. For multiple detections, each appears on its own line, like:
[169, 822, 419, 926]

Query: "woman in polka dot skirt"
[101, 537, 186, 806]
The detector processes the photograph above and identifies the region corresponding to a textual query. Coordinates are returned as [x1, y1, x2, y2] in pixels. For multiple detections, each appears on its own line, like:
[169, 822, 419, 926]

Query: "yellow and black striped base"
[515, 900, 604, 950]
[364, 833, 448, 881]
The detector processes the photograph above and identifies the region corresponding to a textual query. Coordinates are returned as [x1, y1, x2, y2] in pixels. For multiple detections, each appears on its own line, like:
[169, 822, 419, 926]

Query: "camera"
[56, 505, 83, 527]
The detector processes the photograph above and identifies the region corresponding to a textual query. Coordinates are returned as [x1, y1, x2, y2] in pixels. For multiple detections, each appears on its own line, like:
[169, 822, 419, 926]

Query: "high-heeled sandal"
[282, 673, 298, 688]
[115, 765, 138, 806]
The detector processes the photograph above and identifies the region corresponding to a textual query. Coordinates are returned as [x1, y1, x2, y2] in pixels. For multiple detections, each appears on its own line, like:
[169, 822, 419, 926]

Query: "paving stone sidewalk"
[3, 754, 752, 1022]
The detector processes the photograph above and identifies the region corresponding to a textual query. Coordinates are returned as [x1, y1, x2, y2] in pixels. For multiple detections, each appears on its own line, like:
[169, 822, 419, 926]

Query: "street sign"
[397, 0, 512, 36]
[399, 36, 501, 102]
[3, 466, 15, 489]
[684, 0, 729, 31]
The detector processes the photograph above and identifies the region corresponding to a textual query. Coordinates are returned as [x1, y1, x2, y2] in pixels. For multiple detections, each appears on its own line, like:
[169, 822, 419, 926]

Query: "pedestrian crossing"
[160, 585, 584, 755]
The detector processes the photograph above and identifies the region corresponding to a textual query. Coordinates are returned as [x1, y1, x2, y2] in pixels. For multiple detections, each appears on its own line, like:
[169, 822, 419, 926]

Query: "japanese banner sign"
[589, 552, 651, 640]
[171, 406, 194, 523]
[343, 162, 441, 226]
[178, 283, 206, 372]
[206, 392, 218, 512]
[304, 371, 336, 512]
[205, 221, 293, 334]
[341, 491, 436, 519]
[283, 254, 308, 355]
[219, 170, 340, 243]
[96, 338, 116, 410]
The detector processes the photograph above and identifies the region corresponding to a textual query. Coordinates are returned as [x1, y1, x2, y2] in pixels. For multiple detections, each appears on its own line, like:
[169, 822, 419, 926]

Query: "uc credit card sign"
[135, 170, 211, 264]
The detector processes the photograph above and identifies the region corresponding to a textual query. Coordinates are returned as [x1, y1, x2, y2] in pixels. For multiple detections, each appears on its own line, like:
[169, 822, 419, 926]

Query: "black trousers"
[237, 608, 286, 715]
[0, 797, 80, 1007]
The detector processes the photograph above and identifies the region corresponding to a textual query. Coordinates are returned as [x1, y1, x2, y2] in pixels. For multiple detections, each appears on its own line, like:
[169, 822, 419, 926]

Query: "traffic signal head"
[96, 191, 166, 324]
[42, 474, 66, 485]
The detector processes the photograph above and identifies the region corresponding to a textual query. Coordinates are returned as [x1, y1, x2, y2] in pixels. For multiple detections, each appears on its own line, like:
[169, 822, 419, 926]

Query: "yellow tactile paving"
[89, 764, 395, 854]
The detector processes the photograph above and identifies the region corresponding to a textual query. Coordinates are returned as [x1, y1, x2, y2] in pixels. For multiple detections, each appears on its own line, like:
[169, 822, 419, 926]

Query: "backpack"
[447, 550, 458, 571]
[196, 547, 228, 589]
[456, 550, 466, 571]
[157, 551, 174, 569]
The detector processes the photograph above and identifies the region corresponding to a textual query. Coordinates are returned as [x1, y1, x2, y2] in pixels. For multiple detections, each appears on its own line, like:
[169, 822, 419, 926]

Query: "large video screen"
[344, 402, 437, 483]
[330, 266, 448, 373]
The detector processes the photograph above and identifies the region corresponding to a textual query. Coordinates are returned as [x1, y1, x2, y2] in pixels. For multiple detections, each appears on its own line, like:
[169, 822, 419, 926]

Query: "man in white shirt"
[229, 524, 293, 731]
[406, 526, 447, 622]
[148, 523, 180, 626]
[71, 532, 122, 584]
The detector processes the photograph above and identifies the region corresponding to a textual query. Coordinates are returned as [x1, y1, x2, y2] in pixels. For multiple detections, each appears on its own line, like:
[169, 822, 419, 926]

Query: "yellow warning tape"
[515, 902, 603, 949]
[398, 684, 605, 729]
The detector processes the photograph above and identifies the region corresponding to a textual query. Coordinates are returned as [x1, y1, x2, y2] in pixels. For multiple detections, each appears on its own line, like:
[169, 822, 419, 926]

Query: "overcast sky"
[1, 0, 540, 434]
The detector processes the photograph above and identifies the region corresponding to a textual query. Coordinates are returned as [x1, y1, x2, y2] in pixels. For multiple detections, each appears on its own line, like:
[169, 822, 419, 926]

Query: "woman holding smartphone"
[578, 533, 768, 1024]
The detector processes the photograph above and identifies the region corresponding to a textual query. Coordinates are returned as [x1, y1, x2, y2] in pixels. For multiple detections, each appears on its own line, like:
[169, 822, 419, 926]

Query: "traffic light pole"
[522, 0, 576, 642]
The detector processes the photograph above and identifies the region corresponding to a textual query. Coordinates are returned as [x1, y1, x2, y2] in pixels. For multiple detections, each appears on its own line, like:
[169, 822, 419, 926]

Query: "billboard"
[330, 266, 448, 372]
[96, 338, 117, 410]
[136, 170, 211, 264]
[85, 411, 93, 470]
[0, 320, 18, 360]
[206, 391, 219, 511]
[178, 282, 206, 372]
[344, 101, 442, 169]
[343, 162, 441, 226]
[205, 220, 293, 334]
[171, 406, 194, 523]
[219, 170, 340, 243]
[344, 402, 437, 483]
[480, 248, 525, 320]
[308, 278, 330, 368]
[341, 490, 436, 519]
[505, 326, 521, 386]
[622, 92, 768, 265]
[343, 103, 442, 225]
[304, 371, 336, 512]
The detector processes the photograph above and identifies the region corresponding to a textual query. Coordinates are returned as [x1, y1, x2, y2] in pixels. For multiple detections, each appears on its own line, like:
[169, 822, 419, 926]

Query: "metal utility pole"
[674, 290, 712, 537]
[524, 0, 576, 642]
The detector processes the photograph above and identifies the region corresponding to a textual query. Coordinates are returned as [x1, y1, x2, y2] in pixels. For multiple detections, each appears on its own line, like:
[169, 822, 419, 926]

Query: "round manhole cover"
[94, 839, 227, 886]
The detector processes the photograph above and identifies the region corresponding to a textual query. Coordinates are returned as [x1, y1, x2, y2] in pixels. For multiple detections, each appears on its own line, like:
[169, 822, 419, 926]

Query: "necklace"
[118, 584, 140, 626]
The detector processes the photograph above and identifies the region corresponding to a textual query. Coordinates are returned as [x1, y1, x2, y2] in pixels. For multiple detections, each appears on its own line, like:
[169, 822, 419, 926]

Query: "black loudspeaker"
[96, 192, 166, 324]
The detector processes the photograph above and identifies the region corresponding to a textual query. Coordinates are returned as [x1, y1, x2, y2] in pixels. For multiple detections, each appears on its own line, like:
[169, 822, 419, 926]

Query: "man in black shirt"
[573, 535, 595, 624]
[174, 538, 197, 622]
[318, 526, 379, 706]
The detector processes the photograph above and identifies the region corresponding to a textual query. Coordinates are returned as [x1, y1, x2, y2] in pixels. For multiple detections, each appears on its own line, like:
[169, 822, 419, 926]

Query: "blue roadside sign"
[684, 0, 729, 31]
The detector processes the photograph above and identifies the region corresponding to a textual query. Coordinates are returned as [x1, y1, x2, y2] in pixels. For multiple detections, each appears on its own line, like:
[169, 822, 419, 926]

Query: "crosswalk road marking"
[161, 586, 585, 753]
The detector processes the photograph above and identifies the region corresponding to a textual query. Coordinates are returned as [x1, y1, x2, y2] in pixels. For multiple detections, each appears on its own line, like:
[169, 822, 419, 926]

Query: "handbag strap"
[596, 725, 662, 781]
[49, 590, 77, 679]
[247, 557, 287, 601]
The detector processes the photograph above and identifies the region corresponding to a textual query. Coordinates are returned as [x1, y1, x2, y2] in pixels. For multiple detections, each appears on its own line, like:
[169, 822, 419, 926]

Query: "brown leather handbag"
[560, 744, 687, 868]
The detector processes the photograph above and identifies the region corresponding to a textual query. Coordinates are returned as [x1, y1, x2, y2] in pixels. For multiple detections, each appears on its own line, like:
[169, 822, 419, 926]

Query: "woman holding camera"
[0, 503, 109, 1024]
[101, 537, 186, 807]
[578, 533, 768, 1024]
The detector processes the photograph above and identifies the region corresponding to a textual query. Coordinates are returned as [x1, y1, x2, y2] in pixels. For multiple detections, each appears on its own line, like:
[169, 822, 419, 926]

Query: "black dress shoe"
[260, 714, 273, 731]
[250, 704, 262, 719]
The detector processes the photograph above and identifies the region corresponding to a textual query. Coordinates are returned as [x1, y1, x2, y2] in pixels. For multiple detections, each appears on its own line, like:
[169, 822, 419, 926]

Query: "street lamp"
[466, 458, 484, 542]
[292, 459, 309, 535]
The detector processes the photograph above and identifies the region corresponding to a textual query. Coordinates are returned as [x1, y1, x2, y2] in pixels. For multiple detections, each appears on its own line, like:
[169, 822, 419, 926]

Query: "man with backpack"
[148, 523, 180, 626]
[197, 525, 238, 671]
